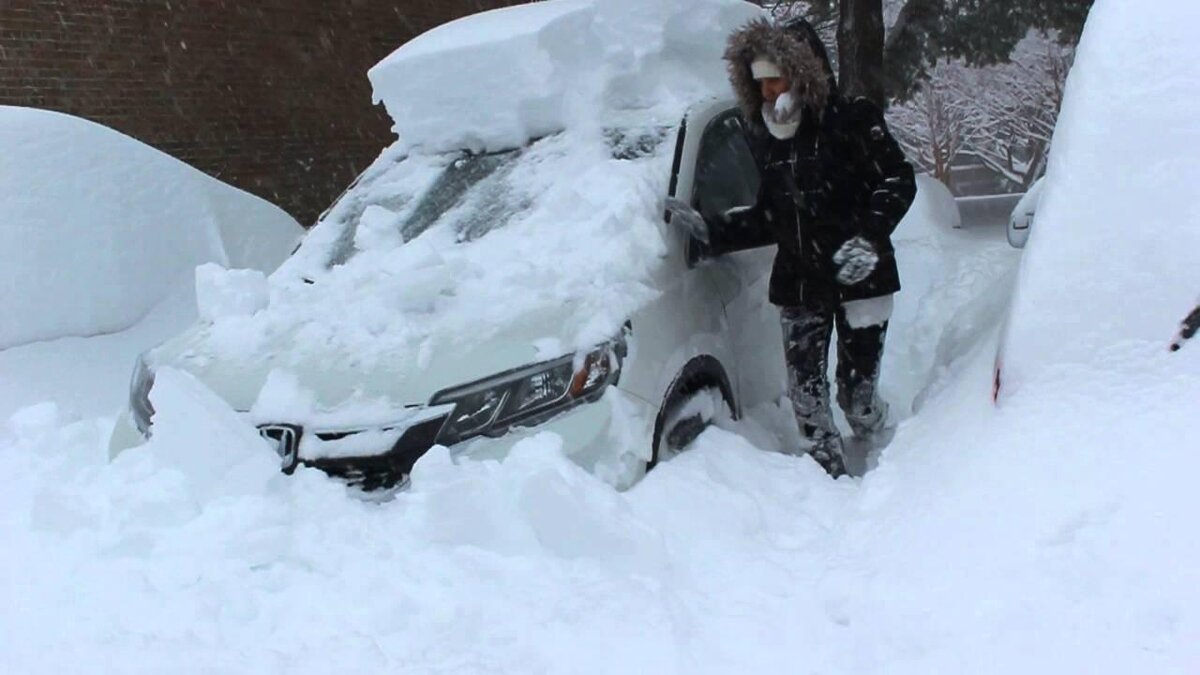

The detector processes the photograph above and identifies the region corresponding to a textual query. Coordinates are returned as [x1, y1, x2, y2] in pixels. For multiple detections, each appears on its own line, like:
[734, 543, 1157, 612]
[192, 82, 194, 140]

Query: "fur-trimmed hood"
[724, 18, 838, 128]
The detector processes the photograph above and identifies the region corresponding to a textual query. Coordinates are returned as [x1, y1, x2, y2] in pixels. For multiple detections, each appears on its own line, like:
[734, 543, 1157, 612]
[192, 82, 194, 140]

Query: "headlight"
[431, 337, 624, 446]
[129, 354, 156, 436]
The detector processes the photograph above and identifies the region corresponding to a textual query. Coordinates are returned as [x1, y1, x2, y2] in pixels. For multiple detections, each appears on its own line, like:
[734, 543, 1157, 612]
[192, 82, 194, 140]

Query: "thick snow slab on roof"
[368, 0, 764, 152]
[0, 107, 302, 349]
[999, 0, 1200, 392]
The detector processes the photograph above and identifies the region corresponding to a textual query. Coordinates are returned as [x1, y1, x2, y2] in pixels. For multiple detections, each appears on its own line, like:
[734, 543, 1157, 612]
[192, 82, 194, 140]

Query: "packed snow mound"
[368, 0, 764, 152]
[0, 107, 302, 350]
[999, 0, 1200, 394]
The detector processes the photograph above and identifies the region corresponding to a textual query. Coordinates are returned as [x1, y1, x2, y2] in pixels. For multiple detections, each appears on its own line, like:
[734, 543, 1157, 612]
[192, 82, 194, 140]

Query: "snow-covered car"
[993, 0, 1200, 402]
[108, 0, 814, 490]
[1006, 177, 1044, 248]
[109, 92, 803, 490]
[0, 106, 302, 350]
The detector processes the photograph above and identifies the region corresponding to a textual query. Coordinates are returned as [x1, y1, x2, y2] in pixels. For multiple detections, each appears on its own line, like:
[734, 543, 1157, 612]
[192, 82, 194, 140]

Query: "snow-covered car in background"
[993, 0, 1200, 401]
[1006, 177, 1043, 248]
[0, 106, 302, 350]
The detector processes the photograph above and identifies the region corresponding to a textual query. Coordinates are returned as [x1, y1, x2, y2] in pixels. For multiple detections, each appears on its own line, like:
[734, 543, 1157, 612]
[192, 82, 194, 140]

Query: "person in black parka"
[669, 18, 916, 477]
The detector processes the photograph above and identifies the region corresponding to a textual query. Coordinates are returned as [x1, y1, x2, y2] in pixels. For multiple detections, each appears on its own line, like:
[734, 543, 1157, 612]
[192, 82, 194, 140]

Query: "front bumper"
[109, 388, 657, 490]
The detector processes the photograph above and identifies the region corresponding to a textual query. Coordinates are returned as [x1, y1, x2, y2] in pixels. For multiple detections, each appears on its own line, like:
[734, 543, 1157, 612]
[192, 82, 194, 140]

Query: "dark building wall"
[0, 0, 523, 224]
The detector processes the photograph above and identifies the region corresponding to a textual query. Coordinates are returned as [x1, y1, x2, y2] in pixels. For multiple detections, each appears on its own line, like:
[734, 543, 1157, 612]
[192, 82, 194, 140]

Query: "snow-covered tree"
[961, 33, 1073, 190]
[886, 31, 1072, 191]
[884, 59, 974, 185]
[752, 0, 1090, 102]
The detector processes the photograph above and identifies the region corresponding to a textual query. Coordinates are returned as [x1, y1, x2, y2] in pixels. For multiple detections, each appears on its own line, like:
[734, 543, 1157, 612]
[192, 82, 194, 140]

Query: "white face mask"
[761, 93, 800, 140]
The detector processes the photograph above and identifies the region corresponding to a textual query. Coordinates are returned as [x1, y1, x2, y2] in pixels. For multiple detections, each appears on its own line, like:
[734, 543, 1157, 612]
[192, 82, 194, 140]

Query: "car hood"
[148, 305, 575, 429]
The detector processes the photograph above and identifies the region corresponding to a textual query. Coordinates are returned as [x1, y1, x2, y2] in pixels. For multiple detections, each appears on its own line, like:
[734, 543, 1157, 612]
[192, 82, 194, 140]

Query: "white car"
[111, 99, 798, 490]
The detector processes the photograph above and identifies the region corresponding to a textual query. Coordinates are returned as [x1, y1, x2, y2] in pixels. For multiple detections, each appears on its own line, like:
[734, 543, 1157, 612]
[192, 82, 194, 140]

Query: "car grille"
[258, 414, 449, 491]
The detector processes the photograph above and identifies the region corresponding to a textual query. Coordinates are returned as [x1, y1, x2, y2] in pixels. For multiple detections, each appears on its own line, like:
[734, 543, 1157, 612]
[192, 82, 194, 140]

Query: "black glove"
[833, 236, 878, 285]
[664, 196, 709, 244]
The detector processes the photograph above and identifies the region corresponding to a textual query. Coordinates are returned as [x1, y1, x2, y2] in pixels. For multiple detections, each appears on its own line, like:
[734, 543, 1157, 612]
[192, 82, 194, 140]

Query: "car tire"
[648, 386, 731, 471]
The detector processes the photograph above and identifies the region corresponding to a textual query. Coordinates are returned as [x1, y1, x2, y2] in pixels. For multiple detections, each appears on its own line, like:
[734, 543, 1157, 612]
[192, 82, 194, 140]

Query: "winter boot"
[845, 398, 889, 442]
[808, 435, 847, 478]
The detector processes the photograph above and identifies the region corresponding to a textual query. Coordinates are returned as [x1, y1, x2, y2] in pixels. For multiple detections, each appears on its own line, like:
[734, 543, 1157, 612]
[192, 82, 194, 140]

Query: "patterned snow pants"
[780, 303, 890, 472]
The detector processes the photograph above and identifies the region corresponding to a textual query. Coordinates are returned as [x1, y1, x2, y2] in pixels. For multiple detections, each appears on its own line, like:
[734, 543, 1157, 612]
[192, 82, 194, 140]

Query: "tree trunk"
[837, 0, 885, 104]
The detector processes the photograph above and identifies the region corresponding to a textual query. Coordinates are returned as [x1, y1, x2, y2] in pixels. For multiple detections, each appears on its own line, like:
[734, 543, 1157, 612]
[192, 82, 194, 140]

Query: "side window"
[693, 112, 760, 224]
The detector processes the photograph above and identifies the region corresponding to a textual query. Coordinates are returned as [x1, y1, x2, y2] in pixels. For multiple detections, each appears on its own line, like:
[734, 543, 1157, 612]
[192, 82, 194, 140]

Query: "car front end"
[111, 330, 653, 491]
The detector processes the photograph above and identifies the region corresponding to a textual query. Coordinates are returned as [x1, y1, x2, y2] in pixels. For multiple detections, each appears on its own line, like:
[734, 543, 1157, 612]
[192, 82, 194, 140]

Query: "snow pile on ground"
[880, 174, 1014, 417]
[998, 0, 1200, 393]
[0, 107, 302, 350]
[4, 317, 1197, 672]
[368, 0, 763, 152]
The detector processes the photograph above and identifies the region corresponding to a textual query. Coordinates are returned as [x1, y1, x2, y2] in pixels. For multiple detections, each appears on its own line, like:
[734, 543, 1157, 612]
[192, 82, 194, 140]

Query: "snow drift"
[998, 0, 1200, 393]
[368, 0, 764, 152]
[0, 107, 302, 350]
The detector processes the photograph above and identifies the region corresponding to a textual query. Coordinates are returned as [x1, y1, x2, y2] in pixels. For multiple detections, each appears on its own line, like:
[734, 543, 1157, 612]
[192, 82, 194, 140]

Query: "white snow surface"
[195, 264, 270, 322]
[368, 0, 764, 152]
[0, 107, 302, 349]
[4, 1, 1200, 671]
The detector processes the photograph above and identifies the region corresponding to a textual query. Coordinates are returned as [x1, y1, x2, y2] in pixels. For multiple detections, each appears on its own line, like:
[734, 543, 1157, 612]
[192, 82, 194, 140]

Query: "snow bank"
[881, 174, 1013, 416]
[6, 326, 1197, 671]
[998, 0, 1200, 394]
[0, 107, 302, 349]
[368, 0, 764, 152]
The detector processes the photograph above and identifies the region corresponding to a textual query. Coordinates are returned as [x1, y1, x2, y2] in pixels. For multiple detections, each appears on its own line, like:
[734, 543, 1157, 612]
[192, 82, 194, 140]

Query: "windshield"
[323, 146, 526, 267]
[318, 127, 671, 268]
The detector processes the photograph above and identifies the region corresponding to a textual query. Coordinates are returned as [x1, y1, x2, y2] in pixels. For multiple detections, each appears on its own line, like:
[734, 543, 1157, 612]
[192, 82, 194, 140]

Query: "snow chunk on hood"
[368, 0, 764, 153]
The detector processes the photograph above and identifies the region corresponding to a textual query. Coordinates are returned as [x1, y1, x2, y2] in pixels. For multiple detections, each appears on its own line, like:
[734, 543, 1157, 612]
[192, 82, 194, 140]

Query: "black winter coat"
[731, 98, 916, 309]
[714, 18, 917, 310]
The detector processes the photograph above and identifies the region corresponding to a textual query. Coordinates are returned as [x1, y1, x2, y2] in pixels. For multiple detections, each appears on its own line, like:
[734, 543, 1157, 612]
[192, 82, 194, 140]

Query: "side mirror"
[1007, 213, 1033, 249]
[1007, 179, 1045, 249]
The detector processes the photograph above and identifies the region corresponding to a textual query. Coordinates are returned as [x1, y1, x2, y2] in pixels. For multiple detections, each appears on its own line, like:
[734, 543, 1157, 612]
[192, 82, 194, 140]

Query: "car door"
[685, 106, 789, 412]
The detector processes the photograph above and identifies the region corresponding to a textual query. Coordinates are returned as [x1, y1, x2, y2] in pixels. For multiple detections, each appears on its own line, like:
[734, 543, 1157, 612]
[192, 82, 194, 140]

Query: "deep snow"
[4, 0, 1200, 671]
[2, 217, 1028, 673]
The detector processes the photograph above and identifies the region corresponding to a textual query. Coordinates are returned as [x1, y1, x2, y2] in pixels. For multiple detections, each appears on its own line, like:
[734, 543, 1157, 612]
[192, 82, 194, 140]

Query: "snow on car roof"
[368, 0, 764, 153]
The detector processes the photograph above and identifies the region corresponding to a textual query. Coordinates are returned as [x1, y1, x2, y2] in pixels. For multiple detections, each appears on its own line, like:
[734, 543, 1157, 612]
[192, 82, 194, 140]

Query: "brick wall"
[0, 0, 524, 224]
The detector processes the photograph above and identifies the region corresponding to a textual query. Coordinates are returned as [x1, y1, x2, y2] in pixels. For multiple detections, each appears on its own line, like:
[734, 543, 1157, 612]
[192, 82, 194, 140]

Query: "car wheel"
[649, 386, 731, 470]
